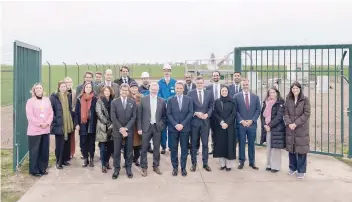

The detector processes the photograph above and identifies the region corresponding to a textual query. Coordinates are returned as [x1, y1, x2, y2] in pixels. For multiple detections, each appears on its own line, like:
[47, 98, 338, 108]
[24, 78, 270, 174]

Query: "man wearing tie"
[98, 69, 120, 98]
[187, 76, 213, 172]
[111, 83, 137, 179]
[138, 82, 167, 177]
[114, 66, 136, 86]
[167, 81, 193, 176]
[228, 72, 242, 98]
[206, 71, 225, 154]
[234, 79, 261, 170]
[183, 73, 196, 95]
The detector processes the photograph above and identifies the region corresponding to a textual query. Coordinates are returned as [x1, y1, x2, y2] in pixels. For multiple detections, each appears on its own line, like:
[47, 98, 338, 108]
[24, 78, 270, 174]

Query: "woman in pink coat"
[25, 83, 53, 176]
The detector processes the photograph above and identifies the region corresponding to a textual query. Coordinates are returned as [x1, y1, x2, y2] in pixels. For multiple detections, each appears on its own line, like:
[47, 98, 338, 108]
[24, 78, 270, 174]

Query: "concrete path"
[18, 147, 352, 202]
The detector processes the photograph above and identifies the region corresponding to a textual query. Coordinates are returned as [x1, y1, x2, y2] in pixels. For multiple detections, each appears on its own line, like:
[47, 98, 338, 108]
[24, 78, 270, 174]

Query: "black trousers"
[133, 145, 141, 162]
[98, 140, 114, 166]
[113, 133, 133, 170]
[28, 134, 49, 174]
[140, 124, 162, 169]
[55, 134, 71, 165]
[80, 134, 96, 159]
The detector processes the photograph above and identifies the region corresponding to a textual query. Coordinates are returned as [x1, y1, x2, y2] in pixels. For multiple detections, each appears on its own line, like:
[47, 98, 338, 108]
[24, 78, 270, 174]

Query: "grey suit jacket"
[234, 92, 261, 129]
[206, 83, 226, 101]
[97, 82, 120, 98]
[111, 97, 137, 137]
[75, 82, 99, 100]
[137, 95, 166, 133]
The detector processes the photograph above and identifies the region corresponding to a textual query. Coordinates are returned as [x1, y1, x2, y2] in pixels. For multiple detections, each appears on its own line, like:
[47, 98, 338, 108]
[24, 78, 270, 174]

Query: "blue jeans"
[170, 132, 189, 169]
[238, 125, 256, 165]
[289, 152, 307, 173]
[98, 140, 113, 166]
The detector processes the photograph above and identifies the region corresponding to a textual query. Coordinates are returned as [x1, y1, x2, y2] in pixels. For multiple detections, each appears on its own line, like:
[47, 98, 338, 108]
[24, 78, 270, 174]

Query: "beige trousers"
[266, 132, 282, 170]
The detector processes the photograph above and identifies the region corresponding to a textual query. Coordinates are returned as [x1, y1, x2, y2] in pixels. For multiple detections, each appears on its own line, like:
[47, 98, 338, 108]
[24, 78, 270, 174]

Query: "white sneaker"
[297, 173, 305, 179]
[288, 170, 296, 175]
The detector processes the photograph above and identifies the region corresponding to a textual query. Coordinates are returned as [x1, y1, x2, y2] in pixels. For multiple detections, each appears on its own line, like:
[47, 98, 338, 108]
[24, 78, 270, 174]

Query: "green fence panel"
[13, 41, 42, 171]
[234, 44, 352, 157]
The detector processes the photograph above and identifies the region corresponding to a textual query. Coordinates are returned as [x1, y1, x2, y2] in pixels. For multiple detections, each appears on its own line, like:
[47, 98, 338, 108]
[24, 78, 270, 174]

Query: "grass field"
[0, 64, 349, 106]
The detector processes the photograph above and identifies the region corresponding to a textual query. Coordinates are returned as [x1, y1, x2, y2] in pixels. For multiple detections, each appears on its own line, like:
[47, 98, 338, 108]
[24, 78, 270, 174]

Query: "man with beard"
[228, 72, 242, 98]
[139, 72, 150, 96]
[183, 73, 196, 96]
[206, 71, 225, 155]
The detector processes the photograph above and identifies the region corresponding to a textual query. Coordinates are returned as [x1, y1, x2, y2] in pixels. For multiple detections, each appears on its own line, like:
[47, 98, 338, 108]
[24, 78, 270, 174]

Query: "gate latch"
[347, 108, 350, 117]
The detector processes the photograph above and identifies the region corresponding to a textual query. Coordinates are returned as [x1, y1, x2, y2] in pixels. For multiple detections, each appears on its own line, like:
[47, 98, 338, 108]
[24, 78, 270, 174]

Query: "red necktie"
[245, 93, 249, 110]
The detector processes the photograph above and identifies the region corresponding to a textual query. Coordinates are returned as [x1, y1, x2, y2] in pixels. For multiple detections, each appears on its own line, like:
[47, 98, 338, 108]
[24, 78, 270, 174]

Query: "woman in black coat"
[260, 86, 285, 173]
[50, 81, 74, 169]
[74, 83, 98, 167]
[213, 86, 237, 171]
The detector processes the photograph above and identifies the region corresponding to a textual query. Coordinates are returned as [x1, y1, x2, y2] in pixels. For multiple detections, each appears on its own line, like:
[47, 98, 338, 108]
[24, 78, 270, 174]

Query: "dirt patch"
[1, 105, 13, 148]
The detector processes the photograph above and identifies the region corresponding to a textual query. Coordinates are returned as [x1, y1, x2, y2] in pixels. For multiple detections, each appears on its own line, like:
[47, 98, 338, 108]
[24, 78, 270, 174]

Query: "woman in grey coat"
[284, 81, 311, 179]
[96, 86, 114, 173]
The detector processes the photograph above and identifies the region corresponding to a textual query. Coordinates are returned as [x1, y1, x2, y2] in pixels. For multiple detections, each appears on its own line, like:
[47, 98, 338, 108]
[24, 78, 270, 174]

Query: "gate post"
[349, 47, 352, 158]
[234, 48, 241, 73]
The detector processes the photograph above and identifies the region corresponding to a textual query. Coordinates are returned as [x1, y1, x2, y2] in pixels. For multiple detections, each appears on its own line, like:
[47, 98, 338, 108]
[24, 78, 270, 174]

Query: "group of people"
[25, 63, 311, 180]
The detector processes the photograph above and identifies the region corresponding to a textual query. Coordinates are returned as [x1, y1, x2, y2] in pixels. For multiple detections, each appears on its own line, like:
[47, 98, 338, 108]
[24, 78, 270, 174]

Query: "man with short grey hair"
[98, 69, 120, 98]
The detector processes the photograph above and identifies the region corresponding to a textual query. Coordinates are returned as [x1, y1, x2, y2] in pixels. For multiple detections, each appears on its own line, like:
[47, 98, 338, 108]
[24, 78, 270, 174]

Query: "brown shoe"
[141, 168, 147, 177]
[153, 167, 162, 175]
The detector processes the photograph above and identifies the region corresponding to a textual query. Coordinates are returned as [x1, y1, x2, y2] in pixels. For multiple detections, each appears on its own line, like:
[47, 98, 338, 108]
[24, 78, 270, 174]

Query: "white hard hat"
[141, 72, 150, 78]
[163, 63, 171, 70]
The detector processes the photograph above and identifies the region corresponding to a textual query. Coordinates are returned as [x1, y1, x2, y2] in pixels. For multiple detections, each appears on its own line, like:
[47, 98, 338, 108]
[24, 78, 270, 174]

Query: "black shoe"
[181, 169, 187, 177]
[89, 158, 94, 167]
[63, 162, 70, 166]
[203, 165, 212, 172]
[82, 159, 89, 167]
[40, 171, 48, 175]
[190, 164, 196, 172]
[56, 164, 63, 169]
[220, 166, 226, 170]
[126, 170, 133, 179]
[266, 168, 271, 171]
[148, 149, 153, 153]
[249, 164, 259, 170]
[135, 161, 140, 167]
[226, 168, 231, 171]
[112, 169, 120, 179]
[172, 168, 178, 176]
[238, 164, 244, 169]
[106, 163, 112, 169]
[31, 173, 42, 177]
[161, 149, 166, 154]
[102, 166, 107, 173]
[271, 169, 279, 173]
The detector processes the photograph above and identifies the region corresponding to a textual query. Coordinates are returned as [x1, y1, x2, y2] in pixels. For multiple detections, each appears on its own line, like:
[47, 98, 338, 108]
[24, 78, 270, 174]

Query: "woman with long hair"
[26, 83, 53, 176]
[64, 77, 77, 159]
[284, 81, 311, 179]
[96, 86, 114, 173]
[50, 81, 74, 169]
[75, 82, 98, 167]
[212, 86, 237, 171]
[260, 86, 285, 173]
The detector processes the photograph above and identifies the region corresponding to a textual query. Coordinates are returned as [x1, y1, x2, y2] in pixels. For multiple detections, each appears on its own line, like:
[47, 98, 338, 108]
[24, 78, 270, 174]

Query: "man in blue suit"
[187, 76, 213, 172]
[228, 72, 242, 98]
[234, 79, 261, 170]
[167, 81, 193, 177]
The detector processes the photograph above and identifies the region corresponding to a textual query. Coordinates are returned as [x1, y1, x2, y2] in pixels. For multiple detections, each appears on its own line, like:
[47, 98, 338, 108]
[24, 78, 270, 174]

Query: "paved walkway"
[18, 147, 352, 202]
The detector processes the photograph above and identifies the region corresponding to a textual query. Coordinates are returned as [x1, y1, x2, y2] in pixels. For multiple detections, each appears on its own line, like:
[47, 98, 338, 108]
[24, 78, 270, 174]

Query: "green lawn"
[1, 64, 349, 106]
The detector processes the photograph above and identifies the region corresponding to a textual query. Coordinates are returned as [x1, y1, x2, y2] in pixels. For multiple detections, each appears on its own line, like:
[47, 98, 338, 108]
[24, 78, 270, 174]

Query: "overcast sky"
[1, 0, 352, 64]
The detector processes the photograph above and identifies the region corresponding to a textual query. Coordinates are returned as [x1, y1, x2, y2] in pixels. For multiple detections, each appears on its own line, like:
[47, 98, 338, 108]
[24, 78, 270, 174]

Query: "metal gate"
[234, 44, 352, 157]
[13, 41, 42, 171]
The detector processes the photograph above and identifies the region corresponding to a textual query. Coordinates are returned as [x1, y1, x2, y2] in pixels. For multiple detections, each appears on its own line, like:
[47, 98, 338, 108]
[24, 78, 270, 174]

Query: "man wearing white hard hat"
[139, 72, 150, 96]
[158, 63, 177, 154]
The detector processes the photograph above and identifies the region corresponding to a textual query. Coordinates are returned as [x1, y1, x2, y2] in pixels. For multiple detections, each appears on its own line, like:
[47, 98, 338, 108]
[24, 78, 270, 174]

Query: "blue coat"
[157, 78, 177, 101]
[166, 95, 193, 133]
[49, 93, 74, 135]
[234, 92, 261, 129]
[139, 85, 150, 96]
[74, 96, 98, 135]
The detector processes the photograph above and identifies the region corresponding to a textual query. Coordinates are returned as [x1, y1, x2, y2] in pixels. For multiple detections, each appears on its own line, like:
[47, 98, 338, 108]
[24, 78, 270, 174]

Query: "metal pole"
[95, 63, 97, 72]
[86, 63, 90, 71]
[47, 61, 51, 93]
[76, 62, 80, 84]
[63, 62, 67, 77]
[348, 48, 352, 158]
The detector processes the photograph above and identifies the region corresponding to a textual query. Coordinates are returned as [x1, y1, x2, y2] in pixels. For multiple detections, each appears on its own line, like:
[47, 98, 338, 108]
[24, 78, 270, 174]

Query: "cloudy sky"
[1, 0, 352, 64]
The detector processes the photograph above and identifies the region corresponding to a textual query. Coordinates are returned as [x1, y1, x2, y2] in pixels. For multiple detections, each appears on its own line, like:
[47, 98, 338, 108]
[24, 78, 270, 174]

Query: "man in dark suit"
[75, 71, 99, 99]
[111, 83, 137, 179]
[114, 66, 136, 86]
[206, 71, 225, 154]
[183, 73, 196, 95]
[138, 82, 166, 177]
[187, 76, 213, 172]
[234, 79, 261, 170]
[228, 72, 242, 98]
[167, 81, 193, 176]
[97, 69, 120, 98]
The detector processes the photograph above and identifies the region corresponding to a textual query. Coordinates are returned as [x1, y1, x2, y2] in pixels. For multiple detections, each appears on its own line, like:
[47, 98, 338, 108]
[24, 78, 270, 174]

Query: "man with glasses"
[75, 71, 99, 99]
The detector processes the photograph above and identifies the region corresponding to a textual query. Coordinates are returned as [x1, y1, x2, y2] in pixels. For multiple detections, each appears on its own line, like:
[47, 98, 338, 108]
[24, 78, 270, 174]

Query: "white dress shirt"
[213, 83, 221, 99]
[150, 95, 157, 124]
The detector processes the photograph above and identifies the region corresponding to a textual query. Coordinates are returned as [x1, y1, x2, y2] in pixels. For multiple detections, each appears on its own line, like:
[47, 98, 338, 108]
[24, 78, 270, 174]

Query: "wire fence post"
[63, 62, 67, 77]
[46, 61, 51, 93]
[76, 63, 80, 84]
